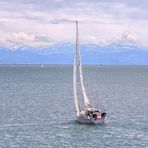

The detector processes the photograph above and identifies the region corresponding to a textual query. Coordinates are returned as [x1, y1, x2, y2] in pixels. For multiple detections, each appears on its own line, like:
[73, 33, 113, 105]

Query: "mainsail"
[73, 22, 80, 116]
[75, 21, 91, 109]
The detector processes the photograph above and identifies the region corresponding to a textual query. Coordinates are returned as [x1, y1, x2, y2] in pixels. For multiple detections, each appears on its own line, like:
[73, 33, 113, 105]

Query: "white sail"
[73, 22, 80, 116]
[73, 21, 107, 124]
[76, 21, 91, 108]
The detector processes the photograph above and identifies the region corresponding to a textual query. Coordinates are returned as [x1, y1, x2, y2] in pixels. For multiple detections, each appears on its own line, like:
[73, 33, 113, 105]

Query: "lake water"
[0, 65, 148, 148]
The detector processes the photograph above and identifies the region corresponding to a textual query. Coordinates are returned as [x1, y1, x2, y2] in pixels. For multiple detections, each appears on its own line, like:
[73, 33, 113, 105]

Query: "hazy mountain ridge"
[0, 43, 148, 64]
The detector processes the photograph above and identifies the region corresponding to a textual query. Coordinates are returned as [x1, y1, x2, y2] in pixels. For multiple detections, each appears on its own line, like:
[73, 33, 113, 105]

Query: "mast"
[76, 21, 91, 108]
[73, 21, 80, 116]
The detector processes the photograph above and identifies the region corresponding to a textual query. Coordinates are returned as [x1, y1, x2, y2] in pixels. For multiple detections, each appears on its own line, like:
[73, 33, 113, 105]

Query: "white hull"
[77, 115, 106, 124]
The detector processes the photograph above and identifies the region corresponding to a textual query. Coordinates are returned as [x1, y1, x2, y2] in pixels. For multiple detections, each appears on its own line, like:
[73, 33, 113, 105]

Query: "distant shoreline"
[0, 64, 148, 67]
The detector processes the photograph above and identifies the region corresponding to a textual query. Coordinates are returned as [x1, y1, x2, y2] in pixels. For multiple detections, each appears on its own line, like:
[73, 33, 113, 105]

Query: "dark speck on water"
[0, 65, 148, 147]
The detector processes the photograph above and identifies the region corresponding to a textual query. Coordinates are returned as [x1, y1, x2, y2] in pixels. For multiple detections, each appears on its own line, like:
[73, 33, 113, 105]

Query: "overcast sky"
[0, 0, 148, 49]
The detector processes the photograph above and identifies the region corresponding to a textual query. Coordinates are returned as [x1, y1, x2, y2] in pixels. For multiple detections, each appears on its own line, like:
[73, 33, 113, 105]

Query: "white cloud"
[0, 0, 148, 49]
[121, 31, 137, 44]
[0, 32, 55, 50]
[10, 32, 35, 42]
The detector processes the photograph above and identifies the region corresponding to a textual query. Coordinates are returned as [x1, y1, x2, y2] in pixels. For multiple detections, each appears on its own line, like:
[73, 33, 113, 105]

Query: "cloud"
[10, 32, 35, 42]
[1, 32, 55, 50]
[1, 0, 148, 23]
[121, 32, 137, 44]
[0, 0, 148, 49]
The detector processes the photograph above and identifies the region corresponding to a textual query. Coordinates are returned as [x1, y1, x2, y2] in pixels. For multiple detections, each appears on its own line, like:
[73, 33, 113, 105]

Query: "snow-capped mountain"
[0, 43, 148, 64]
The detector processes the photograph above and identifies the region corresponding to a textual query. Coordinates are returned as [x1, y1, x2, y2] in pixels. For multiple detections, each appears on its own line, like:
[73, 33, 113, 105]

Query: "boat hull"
[77, 115, 106, 124]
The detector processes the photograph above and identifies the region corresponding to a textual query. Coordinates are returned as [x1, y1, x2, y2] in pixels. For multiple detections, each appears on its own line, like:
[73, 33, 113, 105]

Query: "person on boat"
[85, 110, 92, 119]
[101, 112, 107, 118]
[92, 113, 97, 119]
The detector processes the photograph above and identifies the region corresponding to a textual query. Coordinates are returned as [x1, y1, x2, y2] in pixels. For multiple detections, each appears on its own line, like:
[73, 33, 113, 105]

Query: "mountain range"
[0, 43, 148, 64]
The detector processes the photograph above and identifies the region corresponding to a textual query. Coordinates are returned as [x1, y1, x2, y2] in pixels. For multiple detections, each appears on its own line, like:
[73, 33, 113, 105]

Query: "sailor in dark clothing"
[92, 113, 96, 118]
[101, 112, 106, 118]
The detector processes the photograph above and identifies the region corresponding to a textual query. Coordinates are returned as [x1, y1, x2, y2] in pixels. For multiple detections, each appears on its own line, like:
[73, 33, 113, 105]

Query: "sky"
[0, 0, 148, 50]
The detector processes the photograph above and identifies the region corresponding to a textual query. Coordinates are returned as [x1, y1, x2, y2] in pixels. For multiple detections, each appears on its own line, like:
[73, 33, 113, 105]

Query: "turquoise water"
[0, 65, 148, 148]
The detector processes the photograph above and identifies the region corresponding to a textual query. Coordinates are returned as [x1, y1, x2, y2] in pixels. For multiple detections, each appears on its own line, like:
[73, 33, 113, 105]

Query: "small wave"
[0, 123, 37, 129]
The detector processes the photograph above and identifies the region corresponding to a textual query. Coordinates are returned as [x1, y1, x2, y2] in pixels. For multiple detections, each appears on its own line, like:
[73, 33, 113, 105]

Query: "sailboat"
[73, 21, 107, 124]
